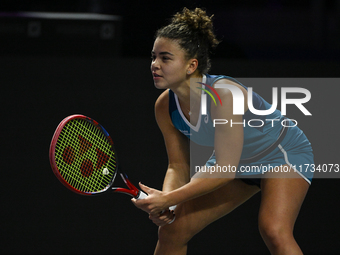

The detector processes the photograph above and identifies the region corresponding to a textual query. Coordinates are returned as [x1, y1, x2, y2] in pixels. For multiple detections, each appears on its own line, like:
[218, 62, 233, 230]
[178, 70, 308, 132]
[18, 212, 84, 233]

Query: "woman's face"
[151, 37, 190, 89]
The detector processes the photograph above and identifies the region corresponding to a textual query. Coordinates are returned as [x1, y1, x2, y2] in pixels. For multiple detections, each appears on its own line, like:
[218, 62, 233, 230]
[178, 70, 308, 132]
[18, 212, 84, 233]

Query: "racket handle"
[169, 205, 177, 211]
[135, 190, 176, 224]
[136, 190, 148, 200]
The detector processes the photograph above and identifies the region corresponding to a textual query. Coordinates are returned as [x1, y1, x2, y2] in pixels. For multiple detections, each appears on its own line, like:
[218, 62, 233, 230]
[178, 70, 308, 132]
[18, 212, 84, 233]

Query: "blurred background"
[1, 1, 340, 254]
[1, 0, 340, 59]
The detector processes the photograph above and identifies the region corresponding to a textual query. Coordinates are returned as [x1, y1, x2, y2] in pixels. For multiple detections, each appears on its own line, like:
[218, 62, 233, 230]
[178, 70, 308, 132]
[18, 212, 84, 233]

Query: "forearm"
[165, 171, 234, 207]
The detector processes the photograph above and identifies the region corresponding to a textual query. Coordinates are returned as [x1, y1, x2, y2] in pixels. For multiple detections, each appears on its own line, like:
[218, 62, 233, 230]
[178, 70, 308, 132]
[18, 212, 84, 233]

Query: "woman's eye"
[150, 55, 171, 61]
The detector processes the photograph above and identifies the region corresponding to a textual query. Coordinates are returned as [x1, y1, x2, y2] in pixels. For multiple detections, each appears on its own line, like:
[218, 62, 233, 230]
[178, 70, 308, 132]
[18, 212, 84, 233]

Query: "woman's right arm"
[132, 90, 189, 225]
[155, 90, 191, 194]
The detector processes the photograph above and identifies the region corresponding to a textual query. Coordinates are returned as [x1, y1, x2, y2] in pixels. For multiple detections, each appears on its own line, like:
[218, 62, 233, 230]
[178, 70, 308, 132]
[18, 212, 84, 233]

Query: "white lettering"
[213, 119, 228, 127]
[200, 85, 311, 116]
[281, 87, 312, 116]
[248, 87, 278, 115]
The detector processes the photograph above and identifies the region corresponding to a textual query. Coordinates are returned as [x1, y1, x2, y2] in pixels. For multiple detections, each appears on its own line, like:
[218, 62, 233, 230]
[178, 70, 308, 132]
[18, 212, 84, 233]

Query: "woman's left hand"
[131, 183, 170, 215]
[149, 209, 176, 226]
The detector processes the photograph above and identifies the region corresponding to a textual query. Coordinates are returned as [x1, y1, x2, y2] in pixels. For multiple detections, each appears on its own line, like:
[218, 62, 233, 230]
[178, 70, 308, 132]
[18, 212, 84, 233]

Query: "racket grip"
[169, 205, 177, 211]
[136, 190, 148, 200]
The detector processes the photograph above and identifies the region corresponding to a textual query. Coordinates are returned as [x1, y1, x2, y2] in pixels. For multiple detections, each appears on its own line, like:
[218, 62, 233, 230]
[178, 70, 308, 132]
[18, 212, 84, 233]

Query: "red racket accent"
[112, 173, 140, 197]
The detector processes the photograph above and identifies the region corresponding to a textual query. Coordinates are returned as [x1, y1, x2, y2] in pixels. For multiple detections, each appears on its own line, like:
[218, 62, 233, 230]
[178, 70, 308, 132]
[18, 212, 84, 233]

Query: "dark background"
[2, 1, 340, 254]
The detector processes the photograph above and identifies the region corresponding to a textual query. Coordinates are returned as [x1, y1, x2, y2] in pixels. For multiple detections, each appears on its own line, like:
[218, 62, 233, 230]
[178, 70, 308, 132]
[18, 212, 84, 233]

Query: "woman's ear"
[187, 59, 198, 75]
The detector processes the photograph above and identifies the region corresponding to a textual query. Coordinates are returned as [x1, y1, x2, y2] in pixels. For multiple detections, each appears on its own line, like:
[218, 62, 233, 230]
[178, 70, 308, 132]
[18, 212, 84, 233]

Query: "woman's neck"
[172, 74, 203, 104]
[172, 74, 204, 123]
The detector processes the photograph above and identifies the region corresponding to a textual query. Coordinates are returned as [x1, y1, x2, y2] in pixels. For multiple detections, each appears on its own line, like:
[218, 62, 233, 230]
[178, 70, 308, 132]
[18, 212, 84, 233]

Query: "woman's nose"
[151, 58, 160, 70]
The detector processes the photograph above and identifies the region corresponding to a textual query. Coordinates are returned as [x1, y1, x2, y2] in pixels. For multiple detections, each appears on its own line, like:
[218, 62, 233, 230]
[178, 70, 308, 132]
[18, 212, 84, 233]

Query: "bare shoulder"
[155, 90, 173, 129]
[155, 89, 169, 112]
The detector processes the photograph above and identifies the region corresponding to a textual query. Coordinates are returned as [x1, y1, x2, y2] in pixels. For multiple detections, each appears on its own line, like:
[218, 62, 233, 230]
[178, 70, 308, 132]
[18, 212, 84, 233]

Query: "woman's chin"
[154, 81, 167, 89]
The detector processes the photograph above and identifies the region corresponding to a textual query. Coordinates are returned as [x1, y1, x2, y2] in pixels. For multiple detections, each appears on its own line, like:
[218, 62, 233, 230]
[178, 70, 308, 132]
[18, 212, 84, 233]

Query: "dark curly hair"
[155, 7, 220, 74]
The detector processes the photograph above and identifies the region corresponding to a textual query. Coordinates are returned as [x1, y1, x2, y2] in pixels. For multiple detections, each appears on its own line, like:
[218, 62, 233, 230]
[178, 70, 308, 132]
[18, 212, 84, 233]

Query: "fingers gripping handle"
[135, 190, 164, 211]
[134, 184, 176, 224]
[135, 189, 165, 214]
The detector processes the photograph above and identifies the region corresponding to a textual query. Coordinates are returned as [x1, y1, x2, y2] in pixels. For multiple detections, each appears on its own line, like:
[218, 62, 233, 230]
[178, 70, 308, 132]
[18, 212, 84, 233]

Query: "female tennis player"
[132, 7, 314, 255]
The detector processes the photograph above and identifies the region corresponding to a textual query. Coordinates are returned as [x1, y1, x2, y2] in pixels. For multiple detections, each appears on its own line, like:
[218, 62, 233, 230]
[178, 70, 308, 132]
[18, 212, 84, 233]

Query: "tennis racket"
[49, 114, 147, 199]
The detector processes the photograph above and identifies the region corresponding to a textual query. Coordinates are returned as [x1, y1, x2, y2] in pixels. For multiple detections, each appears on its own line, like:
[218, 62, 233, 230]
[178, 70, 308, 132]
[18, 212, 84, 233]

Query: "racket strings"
[60, 121, 114, 192]
[55, 119, 116, 193]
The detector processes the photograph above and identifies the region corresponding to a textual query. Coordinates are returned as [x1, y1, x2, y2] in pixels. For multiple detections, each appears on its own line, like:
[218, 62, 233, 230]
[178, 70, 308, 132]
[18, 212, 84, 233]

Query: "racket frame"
[50, 114, 118, 196]
[50, 115, 171, 219]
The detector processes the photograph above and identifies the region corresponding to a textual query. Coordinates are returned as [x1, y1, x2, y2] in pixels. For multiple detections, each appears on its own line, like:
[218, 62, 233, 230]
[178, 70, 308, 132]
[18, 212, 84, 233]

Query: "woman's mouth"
[153, 73, 163, 80]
